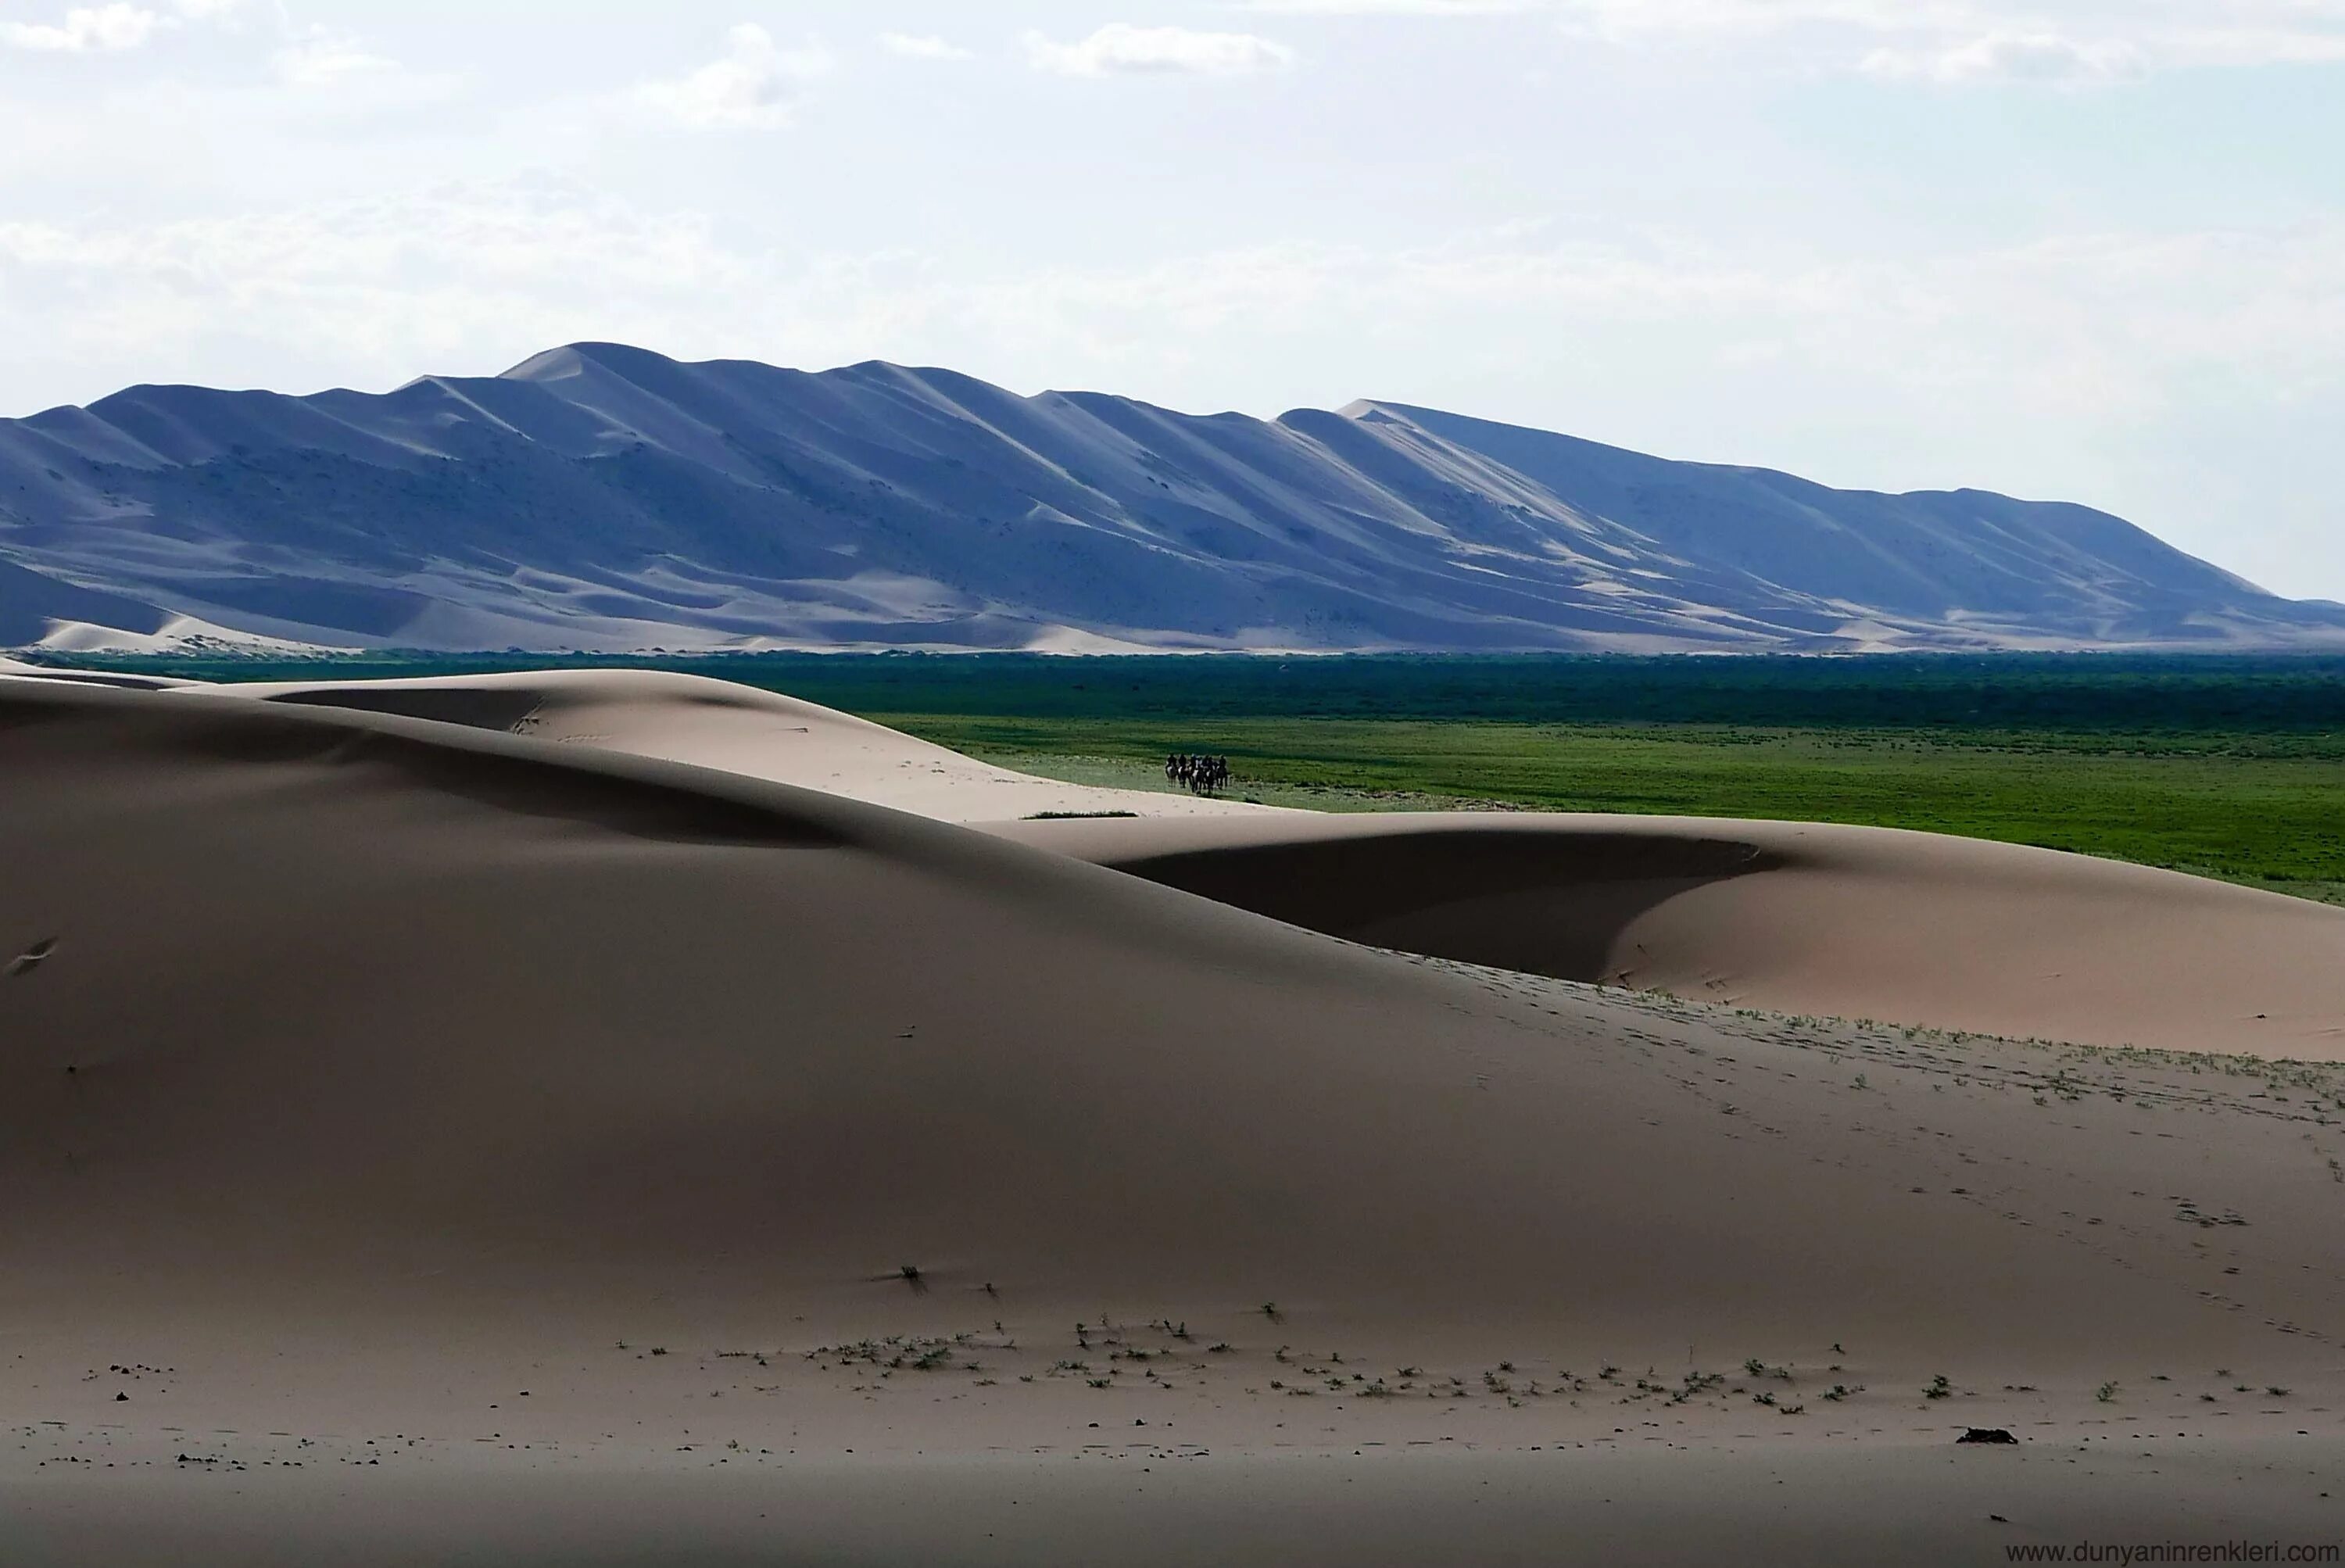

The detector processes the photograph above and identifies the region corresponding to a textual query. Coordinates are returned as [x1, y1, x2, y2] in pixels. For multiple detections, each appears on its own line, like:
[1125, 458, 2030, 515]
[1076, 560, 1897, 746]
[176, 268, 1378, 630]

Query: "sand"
[217, 668, 1276, 822]
[1002, 811, 2345, 1059]
[5, 670, 2343, 1561]
[201, 665, 2345, 1056]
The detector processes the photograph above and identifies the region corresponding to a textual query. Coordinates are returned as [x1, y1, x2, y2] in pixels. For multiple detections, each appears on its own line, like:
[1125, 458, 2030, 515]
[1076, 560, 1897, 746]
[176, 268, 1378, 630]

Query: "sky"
[1, 2, 2340, 599]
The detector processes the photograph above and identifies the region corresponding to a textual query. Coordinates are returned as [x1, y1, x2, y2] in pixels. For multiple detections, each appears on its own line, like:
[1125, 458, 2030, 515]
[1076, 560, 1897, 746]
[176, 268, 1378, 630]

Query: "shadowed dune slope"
[0, 679, 2320, 1364]
[34, 664, 2338, 1056]
[1003, 813, 2345, 1059]
[132, 667, 2345, 1055]
[10, 682, 2345, 1560]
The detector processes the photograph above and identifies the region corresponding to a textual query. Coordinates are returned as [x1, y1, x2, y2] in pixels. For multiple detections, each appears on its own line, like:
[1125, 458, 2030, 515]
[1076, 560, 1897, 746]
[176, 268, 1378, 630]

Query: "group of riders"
[1164, 753, 1233, 795]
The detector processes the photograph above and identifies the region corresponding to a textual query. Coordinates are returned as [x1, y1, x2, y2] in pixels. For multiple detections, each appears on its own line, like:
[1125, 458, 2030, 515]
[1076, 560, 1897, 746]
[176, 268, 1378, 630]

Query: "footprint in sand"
[5, 938, 57, 978]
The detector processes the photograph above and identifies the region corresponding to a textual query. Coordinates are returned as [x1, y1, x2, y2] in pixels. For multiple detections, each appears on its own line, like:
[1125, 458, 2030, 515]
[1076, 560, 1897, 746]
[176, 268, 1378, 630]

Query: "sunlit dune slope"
[1005, 811, 2345, 1059]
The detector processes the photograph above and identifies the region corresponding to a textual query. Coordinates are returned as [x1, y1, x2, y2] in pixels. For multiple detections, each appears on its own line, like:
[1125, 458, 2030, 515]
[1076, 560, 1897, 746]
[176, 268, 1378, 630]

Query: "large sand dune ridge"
[13, 342, 2343, 654]
[197, 664, 2345, 1058]
[5, 668, 2344, 1561]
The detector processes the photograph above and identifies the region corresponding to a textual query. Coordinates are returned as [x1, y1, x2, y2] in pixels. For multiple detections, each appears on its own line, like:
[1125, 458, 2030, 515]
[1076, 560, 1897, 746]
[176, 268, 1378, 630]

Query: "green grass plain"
[883, 714, 2345, 904]
[54, 650, 2345, 904]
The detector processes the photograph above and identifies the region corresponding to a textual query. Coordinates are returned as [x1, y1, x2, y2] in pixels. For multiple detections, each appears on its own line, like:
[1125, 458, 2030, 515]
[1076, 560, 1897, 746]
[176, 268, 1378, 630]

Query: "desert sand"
[1003, 811, 2345, 1060]
[5, 668, 2343, 1563]
[220, 668, 1276, 822]
[214, 667, 2345, 1057]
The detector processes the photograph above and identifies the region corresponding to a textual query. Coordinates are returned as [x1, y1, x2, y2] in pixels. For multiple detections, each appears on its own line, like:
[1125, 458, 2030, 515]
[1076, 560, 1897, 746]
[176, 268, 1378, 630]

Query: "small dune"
[1004, 811, 2345, 1059]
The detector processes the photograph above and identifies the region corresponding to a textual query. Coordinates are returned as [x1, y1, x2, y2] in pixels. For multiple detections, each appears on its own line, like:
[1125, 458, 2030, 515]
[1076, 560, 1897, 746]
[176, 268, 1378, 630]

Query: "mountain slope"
[1, 342, 2334, 652]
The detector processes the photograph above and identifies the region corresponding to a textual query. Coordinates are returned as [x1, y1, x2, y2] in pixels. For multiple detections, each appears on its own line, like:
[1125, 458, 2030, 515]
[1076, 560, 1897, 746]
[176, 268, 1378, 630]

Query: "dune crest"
[213, 668, 1277, 821]
[1009, 811, 2345, 1059]
[19, 662, 2336, 1055]
[105, 664, 2345, 1055]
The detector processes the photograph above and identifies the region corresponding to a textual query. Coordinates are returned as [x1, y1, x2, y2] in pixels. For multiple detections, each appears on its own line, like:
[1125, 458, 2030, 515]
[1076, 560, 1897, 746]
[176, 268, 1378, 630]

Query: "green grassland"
[50, 650, 2345, 904]
[882, 714, 2345, 904]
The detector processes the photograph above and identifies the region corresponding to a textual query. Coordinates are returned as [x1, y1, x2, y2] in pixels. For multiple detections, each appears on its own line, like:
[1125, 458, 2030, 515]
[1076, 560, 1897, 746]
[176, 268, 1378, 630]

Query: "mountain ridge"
[2, 342, 2336, 653]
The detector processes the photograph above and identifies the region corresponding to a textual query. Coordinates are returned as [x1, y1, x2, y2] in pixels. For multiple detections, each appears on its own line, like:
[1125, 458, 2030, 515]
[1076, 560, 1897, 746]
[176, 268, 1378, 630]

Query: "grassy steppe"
[883, 714, 2345, 904]
[49, 651, 2345, 904]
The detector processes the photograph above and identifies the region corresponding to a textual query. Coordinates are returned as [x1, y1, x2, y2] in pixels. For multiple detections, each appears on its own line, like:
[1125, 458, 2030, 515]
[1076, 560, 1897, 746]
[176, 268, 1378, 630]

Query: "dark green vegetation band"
[56, 650, 2345, 731]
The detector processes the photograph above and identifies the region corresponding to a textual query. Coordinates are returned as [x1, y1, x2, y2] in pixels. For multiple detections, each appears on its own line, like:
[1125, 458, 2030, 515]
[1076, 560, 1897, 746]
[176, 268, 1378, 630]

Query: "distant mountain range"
[2, 342, 2338, 653]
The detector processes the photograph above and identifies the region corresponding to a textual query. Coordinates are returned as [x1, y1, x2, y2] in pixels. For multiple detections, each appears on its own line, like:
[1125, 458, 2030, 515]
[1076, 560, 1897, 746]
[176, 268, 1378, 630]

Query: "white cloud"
[271, 28, 399, 88]
[1, 5, 163, 52]
[1556, 0, 1939, 38]
[1861, 30, 2144, 83]
[629, 23, 835, 131]
[1552, 0, 2345, 80]
[1243, 0, 1534, 12]
[1024, 23, 1296, 76]
[0, 181, 763, 402]
[0, 0, 249, 52]
[879, 31, 972, 60]
[9, 181, 2333, 424]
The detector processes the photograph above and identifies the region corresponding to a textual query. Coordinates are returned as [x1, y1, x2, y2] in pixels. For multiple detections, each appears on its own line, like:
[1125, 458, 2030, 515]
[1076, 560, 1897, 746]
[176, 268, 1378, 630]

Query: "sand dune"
[1004, 811, 2345, 1059]
[1, 655, 205, 690]
[7, 674, 2345, 1559]
[214, 668, 1272, 821]
[188, 668, 2345, 1054]
[10, 341, 2341, 655]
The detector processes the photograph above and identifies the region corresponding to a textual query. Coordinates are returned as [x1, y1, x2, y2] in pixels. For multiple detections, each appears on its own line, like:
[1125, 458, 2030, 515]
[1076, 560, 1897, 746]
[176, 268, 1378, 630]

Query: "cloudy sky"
[2, 1, 2340, 597]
